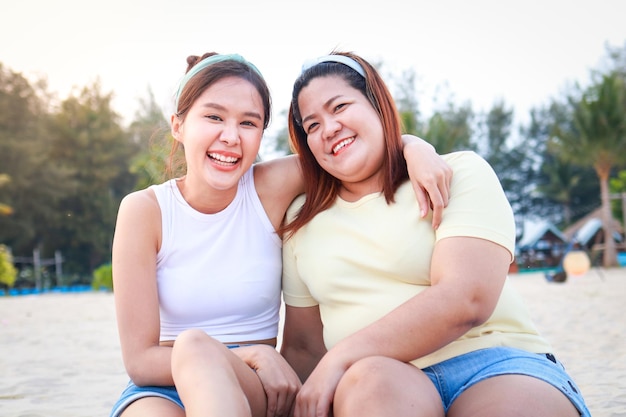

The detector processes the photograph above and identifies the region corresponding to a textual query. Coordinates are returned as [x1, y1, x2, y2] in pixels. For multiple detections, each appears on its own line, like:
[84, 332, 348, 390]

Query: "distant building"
[515, 219, 567, 269]
[562, 207, 624, 265]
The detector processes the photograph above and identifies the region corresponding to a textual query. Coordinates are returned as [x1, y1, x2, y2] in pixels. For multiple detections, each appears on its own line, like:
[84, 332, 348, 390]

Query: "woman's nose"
[321, 117, 341, 141]
[219, 124, 240, 145]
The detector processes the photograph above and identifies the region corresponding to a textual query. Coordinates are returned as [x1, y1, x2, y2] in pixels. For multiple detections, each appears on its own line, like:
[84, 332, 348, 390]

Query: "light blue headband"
[301, 54, 366, 77]
[174, 53, 263, 110]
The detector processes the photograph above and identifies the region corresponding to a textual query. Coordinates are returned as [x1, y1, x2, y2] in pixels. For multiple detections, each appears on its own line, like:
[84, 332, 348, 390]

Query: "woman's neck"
[176, 176, 238, 214]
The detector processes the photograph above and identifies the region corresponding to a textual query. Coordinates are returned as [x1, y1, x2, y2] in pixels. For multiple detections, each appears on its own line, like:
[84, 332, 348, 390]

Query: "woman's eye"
[306, 122, 319, 134]
[241, 120, 257, 127]
[334, 103, 347, 112]
[206, 115, 222, 121]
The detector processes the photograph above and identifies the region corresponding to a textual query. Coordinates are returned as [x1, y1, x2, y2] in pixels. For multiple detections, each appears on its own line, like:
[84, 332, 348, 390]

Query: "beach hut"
[562, 207, 625, 265]
[515, 219, 567, 269]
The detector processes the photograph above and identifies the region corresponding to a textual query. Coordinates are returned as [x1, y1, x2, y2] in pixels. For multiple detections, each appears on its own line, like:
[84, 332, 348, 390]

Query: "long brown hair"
[281, 51, 408, 238]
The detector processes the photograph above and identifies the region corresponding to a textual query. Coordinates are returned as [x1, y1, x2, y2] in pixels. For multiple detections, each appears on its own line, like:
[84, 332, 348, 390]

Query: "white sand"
[1, 267, 624, 417]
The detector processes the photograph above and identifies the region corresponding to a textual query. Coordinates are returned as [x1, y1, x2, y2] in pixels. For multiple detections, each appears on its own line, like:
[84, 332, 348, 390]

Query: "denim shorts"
[109, 344, 250, 416]
[421, 347, 591, 416]
[109, 380, 182, 417]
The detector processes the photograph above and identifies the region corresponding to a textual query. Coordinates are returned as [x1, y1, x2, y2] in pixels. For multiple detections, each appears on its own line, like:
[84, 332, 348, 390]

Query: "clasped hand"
[243, 344, 302, 417]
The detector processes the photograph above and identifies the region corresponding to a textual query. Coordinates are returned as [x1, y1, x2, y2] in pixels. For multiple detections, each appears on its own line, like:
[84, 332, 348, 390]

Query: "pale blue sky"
[2, 0, 625, 137]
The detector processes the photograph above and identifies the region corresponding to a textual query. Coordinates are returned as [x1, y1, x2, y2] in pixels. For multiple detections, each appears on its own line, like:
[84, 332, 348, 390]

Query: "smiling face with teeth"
[171, 76, 265, 207]
[298, 75, 386, 201]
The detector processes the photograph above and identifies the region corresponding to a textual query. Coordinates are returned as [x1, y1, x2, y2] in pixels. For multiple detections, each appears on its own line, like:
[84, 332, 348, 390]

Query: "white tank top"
[151, 167, 282, 343]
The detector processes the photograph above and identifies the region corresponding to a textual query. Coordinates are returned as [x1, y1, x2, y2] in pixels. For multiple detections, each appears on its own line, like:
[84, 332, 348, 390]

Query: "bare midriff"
[159, 337, 277, 348]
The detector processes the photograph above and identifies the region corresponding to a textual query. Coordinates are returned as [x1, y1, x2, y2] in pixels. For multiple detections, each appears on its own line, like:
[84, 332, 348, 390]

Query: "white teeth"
[208, 153, 239, 163]
[332, 137, 355, 154]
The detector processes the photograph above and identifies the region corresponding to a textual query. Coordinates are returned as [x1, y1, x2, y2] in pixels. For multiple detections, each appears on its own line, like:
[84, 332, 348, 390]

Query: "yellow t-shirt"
[282, 151, 552, 368]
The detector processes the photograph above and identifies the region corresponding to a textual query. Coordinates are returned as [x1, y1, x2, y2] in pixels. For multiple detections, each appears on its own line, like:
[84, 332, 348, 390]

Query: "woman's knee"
[171, 329, 223, 365]
[336, 356, 402, 398]
[174, 329, 218, 350]
[335, 357, 443, 416]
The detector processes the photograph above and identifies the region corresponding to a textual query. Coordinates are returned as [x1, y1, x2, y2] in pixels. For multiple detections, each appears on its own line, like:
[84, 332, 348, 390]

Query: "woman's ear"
[171, 114, 183, 143]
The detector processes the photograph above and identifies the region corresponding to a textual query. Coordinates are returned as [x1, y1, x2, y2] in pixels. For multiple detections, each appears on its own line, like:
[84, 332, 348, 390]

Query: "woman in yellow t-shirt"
[280, 51, 591, 417]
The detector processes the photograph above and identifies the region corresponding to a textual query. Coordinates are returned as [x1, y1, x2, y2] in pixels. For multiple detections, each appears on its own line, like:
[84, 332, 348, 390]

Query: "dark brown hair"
[281, 51, 408, 238]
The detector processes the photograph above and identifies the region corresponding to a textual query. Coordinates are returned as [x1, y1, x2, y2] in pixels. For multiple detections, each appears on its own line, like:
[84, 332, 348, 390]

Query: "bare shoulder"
[113, 187, 163, 257]
[115, 188, 161, 235]
[119, 188, 159, 215]
[253, 156, 304, 228]
[254, 155, 304, 202]
[254, 155, 302, 195]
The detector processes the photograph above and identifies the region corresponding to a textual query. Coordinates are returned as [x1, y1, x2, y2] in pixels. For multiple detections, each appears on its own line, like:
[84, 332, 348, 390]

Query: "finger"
[288, 394, 297, 417]
[274, 386, 293, 417]
[443, 167, 453, 206]
[436, 180, 449, 208]
[295, 394, 316, 417]
[430, 194, 445, 229]
[266, 392, 278, 417]
[411, 183, 429, 218]
[316, 395, 332, 417]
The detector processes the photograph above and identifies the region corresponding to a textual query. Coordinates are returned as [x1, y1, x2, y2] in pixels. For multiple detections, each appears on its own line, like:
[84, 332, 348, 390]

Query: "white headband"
[301, 54, 365, 77]
[175, 53, 262, 110]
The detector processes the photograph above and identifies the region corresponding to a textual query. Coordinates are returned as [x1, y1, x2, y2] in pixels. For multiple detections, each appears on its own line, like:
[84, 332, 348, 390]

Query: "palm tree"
[536, 155, 581, 226]
[551, 72, 626, 267]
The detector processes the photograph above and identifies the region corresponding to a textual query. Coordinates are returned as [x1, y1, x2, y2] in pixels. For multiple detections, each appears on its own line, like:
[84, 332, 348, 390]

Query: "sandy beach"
[1, 267, 625, 417]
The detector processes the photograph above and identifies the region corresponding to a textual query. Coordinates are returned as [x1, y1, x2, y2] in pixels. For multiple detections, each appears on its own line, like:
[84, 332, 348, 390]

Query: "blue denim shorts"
[109, 380, 182, 417]
[421, 347, 591, 416]
[109, 344, 250, 416]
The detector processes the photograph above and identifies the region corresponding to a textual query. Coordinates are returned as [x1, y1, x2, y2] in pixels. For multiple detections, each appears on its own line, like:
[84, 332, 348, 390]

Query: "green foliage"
[536, 153, 599, 226]
[261, 109, 293, 157]
[0, 65, 141, 276]
[422, 102, 475, 154]
[128, 87, 172, 189]
[43, 81, 140, 274]
[1, 42, 625, 279]
[547, 63, 626, 266]
[92, 263, 113, 291]
[479, 101, 530, 216]
[0, 63, 68, 250]
[0, 245, 17, 289]
[393, 68, 421, 135]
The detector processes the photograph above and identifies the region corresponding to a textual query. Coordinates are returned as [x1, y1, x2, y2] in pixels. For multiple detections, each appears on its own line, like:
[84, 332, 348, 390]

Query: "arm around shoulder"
[253, 155, 305, 229]
[401, 134, 453, 229]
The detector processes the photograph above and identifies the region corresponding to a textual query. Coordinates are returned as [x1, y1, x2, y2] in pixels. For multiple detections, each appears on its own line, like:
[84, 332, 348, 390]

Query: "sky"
[2, 0, 625, 141]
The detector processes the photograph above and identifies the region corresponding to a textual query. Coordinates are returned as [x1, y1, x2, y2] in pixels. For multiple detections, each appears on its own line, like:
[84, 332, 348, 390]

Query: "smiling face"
[172, 76, 264, 194]
[298, 75, 386, 200]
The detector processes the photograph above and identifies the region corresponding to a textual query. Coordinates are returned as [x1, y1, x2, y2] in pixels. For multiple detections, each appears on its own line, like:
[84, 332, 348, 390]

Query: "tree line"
[1, 43, 625, 288]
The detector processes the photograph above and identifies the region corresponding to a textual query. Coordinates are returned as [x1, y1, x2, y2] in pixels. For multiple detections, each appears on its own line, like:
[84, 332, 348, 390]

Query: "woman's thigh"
[110, 381, 184, 417]
[171, 330, 268, 417]
[448, 374, 579, 417]
[121, 396, 185, 417]
[422, 347, 590, 417]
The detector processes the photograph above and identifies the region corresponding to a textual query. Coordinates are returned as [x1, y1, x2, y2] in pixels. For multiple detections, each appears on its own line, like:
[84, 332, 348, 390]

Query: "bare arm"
[330, 237, 510, 362]
[256, 137, 451, 231]
[254, 154, 304, 231]
[112, 190, 174, 386]
[280, 305, 327, 382]
[402, 135, 453, 229]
